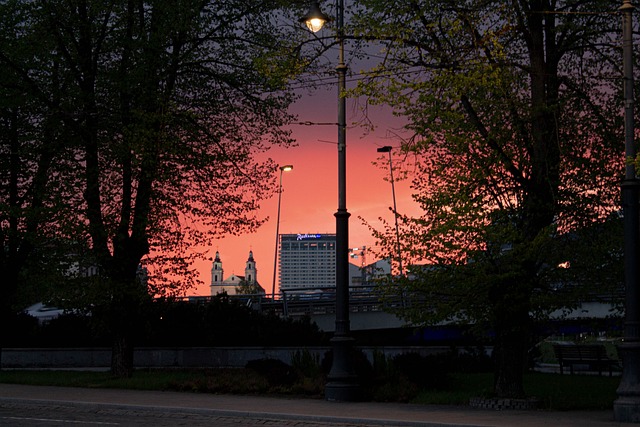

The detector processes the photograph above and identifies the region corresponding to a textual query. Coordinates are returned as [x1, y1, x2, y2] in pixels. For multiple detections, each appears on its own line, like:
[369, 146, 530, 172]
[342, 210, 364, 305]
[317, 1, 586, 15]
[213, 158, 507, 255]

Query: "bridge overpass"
[194, 287, 622, 334]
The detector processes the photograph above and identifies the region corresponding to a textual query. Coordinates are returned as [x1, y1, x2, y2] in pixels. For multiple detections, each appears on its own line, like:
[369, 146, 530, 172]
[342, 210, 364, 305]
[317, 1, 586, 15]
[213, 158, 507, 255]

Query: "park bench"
[552, 344, 619, 377]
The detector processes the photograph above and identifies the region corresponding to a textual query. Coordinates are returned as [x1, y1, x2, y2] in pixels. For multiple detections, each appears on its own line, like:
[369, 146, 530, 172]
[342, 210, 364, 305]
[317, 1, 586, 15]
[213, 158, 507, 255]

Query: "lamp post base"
[325, 380, 362, 402]
[324, 335, 361, 401]
[615, 342, 640, 422]
[614, 397, 640, 423]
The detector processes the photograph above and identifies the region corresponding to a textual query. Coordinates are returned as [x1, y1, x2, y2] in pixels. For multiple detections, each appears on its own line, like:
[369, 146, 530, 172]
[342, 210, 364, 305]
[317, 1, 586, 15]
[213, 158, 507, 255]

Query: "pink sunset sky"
[187, 78, 422, 297]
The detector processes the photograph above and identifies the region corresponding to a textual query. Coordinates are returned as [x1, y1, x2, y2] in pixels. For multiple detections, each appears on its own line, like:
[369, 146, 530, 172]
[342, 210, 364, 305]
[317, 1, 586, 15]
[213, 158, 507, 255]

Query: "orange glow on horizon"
[187, 95, 420, 296]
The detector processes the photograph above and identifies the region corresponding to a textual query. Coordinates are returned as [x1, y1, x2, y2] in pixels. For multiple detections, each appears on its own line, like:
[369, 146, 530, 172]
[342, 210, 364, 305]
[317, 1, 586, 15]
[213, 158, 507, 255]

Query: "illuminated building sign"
[297, 233, 322, 240]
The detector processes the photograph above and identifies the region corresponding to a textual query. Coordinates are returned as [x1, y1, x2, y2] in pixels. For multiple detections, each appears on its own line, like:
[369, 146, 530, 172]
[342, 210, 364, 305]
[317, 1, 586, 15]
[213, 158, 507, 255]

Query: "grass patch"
[0, 369, 619, 411]
[412, 372, 619, 411]
[524, 372, 619, 410]
[413, 373, 494, 406]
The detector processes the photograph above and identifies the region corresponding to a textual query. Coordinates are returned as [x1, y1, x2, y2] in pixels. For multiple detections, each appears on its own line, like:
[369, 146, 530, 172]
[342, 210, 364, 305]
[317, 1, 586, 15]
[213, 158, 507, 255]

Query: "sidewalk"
[0, 383, 631, 426]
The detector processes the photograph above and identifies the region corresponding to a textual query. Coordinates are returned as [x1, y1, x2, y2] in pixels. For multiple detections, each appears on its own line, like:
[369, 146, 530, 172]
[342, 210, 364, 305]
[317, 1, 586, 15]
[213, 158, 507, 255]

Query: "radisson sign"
[296, 233, 322, 240]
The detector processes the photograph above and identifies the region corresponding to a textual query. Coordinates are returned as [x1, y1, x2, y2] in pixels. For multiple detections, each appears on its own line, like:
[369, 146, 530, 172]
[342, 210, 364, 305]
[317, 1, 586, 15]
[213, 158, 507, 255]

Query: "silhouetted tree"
[351, 0, 627, 397]
[0, 0, 304, 377]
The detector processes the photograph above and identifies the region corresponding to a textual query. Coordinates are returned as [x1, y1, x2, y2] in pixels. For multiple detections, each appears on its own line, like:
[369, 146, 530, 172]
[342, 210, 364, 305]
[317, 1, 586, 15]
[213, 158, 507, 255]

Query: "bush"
[367, 347, 492, 402]
[291, 349, 322, 378]
[168, 369, 270, 394]
[243, 357, 325, 396]
[392, 352, 450, 390]
[372, 376, 420, 402]
[40, 314, 110, 347]
[142, 298, 328, 347]
[1, 312, 39, 347]
[452, 346, 493, 373]
[245, 358, 299, 387]
[14, 297, 329, 348]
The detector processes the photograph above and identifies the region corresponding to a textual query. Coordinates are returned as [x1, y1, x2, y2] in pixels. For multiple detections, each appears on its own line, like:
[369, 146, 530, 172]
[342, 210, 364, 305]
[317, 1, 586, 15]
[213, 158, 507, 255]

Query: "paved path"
[0, 384, 632, 426]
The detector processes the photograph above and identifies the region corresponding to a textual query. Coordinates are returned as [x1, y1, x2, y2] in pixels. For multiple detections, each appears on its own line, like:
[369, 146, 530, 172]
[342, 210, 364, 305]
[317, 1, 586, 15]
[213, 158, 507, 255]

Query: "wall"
[0, 346, 452, 369]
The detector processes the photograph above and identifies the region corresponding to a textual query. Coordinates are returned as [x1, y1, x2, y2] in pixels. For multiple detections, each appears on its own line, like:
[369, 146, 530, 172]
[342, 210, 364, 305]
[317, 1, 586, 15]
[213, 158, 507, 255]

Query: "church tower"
[244, 250, 257, 284]
[210, 251, 223, 295]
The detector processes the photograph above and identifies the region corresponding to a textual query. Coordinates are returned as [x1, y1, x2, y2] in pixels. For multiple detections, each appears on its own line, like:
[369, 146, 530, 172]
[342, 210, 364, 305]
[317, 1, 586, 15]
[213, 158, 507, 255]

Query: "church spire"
[210, 251, 224, 295]
[245, 250, 256, 284]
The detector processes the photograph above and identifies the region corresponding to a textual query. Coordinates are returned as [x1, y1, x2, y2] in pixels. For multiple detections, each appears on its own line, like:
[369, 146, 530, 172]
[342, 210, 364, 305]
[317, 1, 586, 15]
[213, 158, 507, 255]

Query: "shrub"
[210, 369, 270, 394]
[245, 358, 298, 387]
[372, 376, 420, 402]
[291, 349, 322, 378]
[1, 312, 39, 347]
[392, 352, 450, 390]
[452, 346, 493, 373]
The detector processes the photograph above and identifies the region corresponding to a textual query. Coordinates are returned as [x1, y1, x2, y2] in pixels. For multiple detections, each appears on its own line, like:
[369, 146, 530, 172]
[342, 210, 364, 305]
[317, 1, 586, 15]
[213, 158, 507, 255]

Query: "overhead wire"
[287, 66, 425, 91]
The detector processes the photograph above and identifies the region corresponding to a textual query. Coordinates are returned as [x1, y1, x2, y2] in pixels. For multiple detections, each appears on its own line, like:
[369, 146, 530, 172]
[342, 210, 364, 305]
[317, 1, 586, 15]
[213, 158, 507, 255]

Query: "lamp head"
[377, 146, 393, 153]
[280, 165, 294, 172]
[300, 2, 331, 33]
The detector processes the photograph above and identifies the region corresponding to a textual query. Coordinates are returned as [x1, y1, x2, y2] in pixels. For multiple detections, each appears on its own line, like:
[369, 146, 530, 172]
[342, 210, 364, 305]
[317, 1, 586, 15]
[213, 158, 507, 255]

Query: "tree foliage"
[0, 0, 305, 376]
[350, 0, 629, 397]
[4, 296, 327, 348]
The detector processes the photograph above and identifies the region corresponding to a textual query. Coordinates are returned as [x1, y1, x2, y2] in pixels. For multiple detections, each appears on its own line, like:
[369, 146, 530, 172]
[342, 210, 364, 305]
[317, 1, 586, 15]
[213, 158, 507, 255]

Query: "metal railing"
[185, 285, 401, 318]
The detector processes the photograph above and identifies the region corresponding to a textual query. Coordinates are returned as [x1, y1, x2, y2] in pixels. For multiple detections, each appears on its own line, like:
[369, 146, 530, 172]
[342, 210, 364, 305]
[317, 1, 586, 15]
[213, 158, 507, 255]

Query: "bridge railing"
[182, 285, 622, 323]
[185, 285, 402, 318]
[275, 285, 408, 318]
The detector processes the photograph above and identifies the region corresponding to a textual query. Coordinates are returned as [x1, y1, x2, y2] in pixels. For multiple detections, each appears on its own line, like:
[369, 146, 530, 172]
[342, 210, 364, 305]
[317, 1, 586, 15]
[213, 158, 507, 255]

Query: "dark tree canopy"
[0, 0, 307, 376]
[349, 0, 630, 397]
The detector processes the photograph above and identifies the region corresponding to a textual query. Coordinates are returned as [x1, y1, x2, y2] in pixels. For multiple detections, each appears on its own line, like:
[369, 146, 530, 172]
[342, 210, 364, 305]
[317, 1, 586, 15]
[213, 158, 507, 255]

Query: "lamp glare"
[306, 17, 326, 32]
[300, 2, 331, 33]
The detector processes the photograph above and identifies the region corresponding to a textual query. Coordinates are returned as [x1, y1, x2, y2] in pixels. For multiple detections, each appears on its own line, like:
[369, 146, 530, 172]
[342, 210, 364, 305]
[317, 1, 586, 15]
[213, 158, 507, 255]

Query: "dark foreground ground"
[0, 383, 628, 427]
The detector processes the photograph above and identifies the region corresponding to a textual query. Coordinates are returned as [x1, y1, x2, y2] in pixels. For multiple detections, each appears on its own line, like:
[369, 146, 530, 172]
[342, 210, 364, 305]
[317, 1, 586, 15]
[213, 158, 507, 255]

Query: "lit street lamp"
[614, 1, 640, 421]
[377, 146, 403, 275]
[301, 0, 360, 401]
[271, 165, 293, 300]
[300, 2, 331, 33]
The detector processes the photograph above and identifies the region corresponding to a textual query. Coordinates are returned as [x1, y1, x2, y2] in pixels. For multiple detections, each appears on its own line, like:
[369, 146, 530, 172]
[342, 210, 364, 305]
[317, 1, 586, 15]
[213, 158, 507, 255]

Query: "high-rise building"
[278, 233, 336, 292]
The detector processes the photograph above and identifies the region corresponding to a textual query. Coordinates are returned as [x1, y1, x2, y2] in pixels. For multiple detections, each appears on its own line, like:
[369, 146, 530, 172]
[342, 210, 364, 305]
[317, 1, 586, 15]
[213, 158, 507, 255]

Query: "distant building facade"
[210, 250, 265, 296]
[278, 233, 336, 291]
[351, 258, 392, 287]
[276, 233, 391, 293]
[278, 233, 337, 292]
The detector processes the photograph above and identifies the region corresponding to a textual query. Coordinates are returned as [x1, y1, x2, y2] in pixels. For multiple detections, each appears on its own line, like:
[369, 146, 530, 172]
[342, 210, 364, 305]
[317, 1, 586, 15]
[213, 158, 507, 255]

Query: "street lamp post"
[615, 1, 640, 421]
[377, 146, 403, 275]
[301, 0, 360, 401]
[271, 165, 293, 300]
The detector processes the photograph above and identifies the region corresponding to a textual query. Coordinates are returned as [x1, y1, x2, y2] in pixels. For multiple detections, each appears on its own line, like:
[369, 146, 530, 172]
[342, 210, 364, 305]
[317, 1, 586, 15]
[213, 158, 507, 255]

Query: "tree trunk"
[493, 319, 529, 398]
[491, 279, 532, 398]
[111, 333, 134, 378]
[108, 273, 146, 378]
